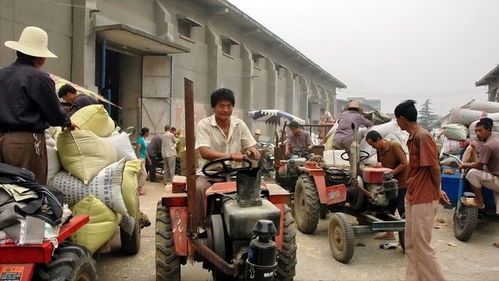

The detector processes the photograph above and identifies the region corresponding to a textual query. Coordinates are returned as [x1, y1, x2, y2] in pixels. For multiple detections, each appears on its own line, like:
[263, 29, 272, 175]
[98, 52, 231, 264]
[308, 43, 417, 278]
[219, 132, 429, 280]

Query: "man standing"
[334, 101, 373, 150]
[285, 121, 313, 159]
[146, 132, 162, 183]
[0, 26, 77, 185]
[459, 118, 499, 214]
[57, 84, 99, 116]
[195, 88, 260, 229]
[394, 100, 449, 281]
[366, 130, 408, 240]
[161, 125, 178, 184]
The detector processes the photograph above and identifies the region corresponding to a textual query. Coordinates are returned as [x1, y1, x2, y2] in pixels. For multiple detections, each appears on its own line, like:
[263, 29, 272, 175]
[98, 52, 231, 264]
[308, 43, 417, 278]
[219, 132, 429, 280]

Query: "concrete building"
[0, 0, 346, 137]
[476, 64, 499, 102]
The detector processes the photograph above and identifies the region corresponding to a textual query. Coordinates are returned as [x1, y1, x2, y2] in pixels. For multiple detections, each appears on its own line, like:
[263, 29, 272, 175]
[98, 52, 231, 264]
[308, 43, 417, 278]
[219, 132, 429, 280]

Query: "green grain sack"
[57, 130, 117, 184]
[71, 104, 115, 137]
[122, 160, 141, 218]
[70, 195, 119, 253]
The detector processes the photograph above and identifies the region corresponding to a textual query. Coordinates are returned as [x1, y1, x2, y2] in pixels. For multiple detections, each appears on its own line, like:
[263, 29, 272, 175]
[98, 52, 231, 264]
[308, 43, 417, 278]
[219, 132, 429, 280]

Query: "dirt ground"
[96, 181, 499, 281]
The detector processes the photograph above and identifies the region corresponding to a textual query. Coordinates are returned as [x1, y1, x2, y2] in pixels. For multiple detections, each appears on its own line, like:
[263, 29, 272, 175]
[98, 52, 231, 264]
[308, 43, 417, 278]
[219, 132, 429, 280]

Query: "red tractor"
[0, 215, 97, 281]
[155, 79, 297, 281]
[280, 125, 405, 263]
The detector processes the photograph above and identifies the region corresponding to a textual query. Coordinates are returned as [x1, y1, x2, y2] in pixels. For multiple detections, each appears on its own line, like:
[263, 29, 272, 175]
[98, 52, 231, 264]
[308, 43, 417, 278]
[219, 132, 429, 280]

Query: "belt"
[0, 129, 43, 134]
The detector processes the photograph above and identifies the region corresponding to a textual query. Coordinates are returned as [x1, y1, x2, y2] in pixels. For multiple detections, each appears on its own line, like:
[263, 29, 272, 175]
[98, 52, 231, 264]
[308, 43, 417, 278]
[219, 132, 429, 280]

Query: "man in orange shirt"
[394, 100, 450, 281]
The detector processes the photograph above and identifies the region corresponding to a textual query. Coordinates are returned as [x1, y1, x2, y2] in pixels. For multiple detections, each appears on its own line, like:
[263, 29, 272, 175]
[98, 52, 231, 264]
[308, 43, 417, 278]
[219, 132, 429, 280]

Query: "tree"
[418, 99, 439, 130]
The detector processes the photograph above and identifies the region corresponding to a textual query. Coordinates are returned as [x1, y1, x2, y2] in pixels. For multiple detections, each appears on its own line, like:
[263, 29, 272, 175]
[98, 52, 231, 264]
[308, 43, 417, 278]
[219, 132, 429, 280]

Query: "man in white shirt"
[161, 125, 178, 184]
[194, 88, 260, 229]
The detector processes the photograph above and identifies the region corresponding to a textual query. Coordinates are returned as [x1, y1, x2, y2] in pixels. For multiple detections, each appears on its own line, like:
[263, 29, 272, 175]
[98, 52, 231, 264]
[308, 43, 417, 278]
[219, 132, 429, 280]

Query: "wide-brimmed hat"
[4, 26, 57, 58]
[254, 129, 262, 135]
[348, 101, 361, 110]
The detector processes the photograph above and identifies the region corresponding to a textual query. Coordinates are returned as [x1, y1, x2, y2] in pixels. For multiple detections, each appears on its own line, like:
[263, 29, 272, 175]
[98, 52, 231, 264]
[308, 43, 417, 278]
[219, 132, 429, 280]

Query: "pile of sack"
[436, 100, 499, 162]
[46, 105, 141, 253]
[324, 115, 408, 166]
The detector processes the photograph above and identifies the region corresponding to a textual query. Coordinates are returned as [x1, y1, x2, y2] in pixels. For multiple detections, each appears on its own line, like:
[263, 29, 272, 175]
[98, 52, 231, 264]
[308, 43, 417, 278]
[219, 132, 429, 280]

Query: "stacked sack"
[45, 104, 141, 253]
[437, 100, 499, 162]
[324, 116, 407, 166]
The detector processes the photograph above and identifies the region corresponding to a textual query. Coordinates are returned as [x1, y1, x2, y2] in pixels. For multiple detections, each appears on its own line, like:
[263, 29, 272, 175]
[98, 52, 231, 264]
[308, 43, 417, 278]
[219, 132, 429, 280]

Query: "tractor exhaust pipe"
[184, 79, 237, 276]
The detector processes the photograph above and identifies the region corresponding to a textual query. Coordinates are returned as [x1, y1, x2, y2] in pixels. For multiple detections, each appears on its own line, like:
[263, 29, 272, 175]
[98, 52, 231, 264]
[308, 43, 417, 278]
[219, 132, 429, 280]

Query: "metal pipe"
[184, 78, 197, 235]
[190, 239, 236, 276]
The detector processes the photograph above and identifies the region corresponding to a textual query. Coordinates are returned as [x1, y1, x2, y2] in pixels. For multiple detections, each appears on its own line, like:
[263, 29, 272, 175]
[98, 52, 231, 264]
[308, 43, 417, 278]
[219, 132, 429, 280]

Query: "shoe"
[461, 197, 484, 209]
[139, 212, 151, 228]
[374, 232, 396, 240]
[139, 189, 146, 196]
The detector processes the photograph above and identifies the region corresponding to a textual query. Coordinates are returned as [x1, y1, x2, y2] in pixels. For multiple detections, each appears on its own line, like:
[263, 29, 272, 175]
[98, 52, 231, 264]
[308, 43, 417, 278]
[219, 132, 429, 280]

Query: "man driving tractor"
[194, 88, 261, 229]
[459, 117, 499, 214]
[285, 121, 313, 159]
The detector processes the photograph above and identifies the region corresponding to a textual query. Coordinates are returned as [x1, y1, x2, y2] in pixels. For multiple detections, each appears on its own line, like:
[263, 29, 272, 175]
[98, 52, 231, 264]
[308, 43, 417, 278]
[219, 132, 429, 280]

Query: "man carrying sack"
[0, 26, 78, 185]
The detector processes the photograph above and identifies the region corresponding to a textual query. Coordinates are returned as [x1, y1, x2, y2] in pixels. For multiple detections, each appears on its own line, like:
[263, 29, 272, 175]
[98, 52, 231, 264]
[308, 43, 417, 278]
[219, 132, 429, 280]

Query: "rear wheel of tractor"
[398, 231, 405, 253]
[454, 204, 478, 241]
[120, 215, 141, 255]
[35, 242, 97, 281]
[294, 175, 320, 234]
[275, 204, 297, 281]
[156, 201, 181, 281]
[328, 213, 355, 264]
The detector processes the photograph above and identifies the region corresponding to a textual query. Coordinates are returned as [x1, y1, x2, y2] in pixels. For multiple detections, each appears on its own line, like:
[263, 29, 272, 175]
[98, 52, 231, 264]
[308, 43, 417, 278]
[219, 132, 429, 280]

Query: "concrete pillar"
[154, 0, 175, 42]
[206, 27, 221, 111]
[71, 0, 97, 91]
[240, 44, 254, 123]
[266, 58, 277, 109]
[285, 68, 294, 114]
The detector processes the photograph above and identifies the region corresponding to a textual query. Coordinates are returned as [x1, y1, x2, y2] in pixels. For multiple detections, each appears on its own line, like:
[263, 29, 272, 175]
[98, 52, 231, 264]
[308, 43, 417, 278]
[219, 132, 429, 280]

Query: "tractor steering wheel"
[341, 150, 370, 162]
[202, 157, 253, 179]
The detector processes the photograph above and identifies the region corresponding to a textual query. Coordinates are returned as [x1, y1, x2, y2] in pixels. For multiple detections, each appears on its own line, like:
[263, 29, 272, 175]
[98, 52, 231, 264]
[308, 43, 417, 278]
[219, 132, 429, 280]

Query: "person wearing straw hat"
[254, 128, 262, 142]
[333, 100, 374, 150]
[0, 26, 78, 185]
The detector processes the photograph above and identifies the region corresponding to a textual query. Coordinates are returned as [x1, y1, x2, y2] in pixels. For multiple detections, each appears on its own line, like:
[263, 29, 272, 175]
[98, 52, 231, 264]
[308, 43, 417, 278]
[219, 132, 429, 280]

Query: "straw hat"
[4, 26, 57, 58]
[254, 129, 262, 135]
[348, 101, 360, 110]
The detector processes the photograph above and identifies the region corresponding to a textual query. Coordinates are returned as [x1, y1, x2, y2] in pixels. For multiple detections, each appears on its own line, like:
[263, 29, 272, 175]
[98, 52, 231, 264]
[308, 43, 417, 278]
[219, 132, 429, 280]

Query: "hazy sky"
[228, 0, 499, 115]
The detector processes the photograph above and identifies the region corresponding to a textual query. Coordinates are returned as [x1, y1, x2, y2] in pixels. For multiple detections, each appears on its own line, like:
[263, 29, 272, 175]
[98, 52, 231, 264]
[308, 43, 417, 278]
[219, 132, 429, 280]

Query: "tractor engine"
[278, 158, 306, 179]
[362, 167, 398, 207]
[220, 168, 281, 277]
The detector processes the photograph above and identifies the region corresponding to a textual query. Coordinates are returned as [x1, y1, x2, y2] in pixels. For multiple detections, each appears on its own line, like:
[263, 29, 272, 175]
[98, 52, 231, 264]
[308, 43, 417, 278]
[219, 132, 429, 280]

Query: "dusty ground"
[96, 181, 499, 281]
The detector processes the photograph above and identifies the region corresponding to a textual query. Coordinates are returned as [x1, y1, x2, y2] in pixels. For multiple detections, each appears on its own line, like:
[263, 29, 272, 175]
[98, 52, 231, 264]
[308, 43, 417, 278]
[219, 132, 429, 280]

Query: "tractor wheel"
[454, 204, 478, 241]
[156, 201, 181, 281]
[328, 213, 355, 264]
[398, 231, 405, 253]
[120, 215, 141, 255]
[275, 204, 297, 281]
[294, 175, 320, 234]
[35, 242, 97, 281]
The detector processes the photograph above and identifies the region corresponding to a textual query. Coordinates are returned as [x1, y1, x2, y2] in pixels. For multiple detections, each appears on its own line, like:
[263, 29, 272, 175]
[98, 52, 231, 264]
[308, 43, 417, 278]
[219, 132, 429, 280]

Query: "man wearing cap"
[333, 101, 373, 150]
[254, 128, 262, 142]
[0, 26, 77, 185]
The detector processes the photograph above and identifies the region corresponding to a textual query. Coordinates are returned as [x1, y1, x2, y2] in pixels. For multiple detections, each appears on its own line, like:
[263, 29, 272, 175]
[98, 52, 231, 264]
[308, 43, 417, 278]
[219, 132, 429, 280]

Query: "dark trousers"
[147, 153, 161, 182]
[0, 132, 47, 185]
[388, 188, 406, 218]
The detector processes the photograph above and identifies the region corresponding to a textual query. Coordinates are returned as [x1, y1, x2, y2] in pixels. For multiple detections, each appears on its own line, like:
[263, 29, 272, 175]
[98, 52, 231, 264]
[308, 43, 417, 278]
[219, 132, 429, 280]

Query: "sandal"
[374, 232, 396, 240]
[461, 197, 484, 209]
[139, 189, 146, 196]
